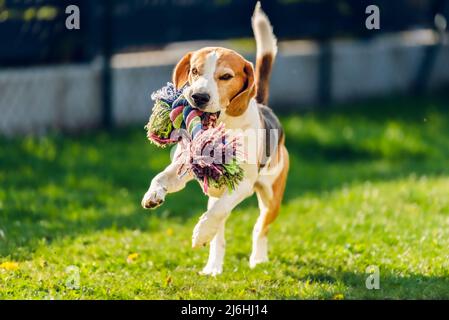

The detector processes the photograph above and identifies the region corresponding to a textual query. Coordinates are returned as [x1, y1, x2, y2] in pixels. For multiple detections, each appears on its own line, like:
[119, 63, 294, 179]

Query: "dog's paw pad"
[143, 198, 164, 209]
[141, 187, 166, 209]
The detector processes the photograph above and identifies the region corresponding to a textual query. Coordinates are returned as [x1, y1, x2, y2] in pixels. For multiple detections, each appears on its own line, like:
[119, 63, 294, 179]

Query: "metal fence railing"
[1, 0, 448, 66]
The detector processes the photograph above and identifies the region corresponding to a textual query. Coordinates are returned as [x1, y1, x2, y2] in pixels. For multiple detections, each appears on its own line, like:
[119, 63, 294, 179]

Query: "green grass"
[1, 95, 449, 299]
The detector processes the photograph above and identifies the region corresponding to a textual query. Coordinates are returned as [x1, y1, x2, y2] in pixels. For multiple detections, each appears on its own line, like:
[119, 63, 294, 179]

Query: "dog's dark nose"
[191, 93, 210, 108]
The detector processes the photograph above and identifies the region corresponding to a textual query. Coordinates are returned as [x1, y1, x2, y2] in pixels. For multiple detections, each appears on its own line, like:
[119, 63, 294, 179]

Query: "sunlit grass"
[1, 95, 449, 299]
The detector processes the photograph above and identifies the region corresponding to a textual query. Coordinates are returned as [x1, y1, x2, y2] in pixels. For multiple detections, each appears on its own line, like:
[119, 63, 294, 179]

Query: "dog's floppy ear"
[173, 52, 192, 90]
[226, 60, 255, 117]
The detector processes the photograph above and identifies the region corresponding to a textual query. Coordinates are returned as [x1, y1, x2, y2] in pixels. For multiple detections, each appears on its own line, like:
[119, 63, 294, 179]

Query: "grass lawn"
[1, 95, 449, 299]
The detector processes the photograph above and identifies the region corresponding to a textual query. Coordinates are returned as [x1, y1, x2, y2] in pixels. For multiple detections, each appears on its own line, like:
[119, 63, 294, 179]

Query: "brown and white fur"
[142, 2, 289, 276]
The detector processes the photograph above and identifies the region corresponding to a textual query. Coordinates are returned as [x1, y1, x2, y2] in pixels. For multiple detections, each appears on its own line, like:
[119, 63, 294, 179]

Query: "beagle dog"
[142, 2, 289, 276]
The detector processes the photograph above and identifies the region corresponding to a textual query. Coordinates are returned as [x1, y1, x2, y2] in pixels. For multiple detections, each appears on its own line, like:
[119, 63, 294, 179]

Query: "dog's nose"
[191, 92, 210, 108]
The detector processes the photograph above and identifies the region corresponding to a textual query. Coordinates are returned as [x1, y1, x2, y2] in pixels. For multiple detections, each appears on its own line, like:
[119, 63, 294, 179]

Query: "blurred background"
[0, 0, 448, 134]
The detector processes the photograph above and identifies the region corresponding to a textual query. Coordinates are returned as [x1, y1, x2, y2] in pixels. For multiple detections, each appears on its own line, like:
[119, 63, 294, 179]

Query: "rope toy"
[145, 83, 244, 193]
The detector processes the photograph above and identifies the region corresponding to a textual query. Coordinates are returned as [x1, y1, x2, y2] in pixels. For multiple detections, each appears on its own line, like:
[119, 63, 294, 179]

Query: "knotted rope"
[145, 83, 244, 193]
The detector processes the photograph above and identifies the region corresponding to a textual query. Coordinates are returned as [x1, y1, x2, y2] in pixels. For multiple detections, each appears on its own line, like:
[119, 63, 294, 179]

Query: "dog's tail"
[252, 1, 277, 105]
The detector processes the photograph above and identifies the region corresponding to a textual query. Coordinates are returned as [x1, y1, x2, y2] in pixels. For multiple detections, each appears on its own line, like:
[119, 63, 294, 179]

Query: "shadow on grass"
[283, 268, 449, 299]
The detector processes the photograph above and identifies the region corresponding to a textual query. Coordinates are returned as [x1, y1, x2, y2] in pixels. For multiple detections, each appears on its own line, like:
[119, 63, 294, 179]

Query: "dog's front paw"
[199, 265, 223, 276]
[141, 185, 166, 209]
[192, 216, 221, 248]
[249, 255, 269, 269]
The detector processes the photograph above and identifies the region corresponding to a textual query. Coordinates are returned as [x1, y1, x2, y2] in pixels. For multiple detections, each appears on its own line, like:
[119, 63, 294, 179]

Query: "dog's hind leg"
[250, 145, 289, 268]
[250, 186, 271, 268]
[200, 197, 228, 276]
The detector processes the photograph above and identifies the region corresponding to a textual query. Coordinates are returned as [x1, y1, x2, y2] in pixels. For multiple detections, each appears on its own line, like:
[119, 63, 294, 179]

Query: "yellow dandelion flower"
[0, 261, 19, 271]
[126, 253, 139, 264]
[166, 228, 174, 236]
[333, 293, 344, 300]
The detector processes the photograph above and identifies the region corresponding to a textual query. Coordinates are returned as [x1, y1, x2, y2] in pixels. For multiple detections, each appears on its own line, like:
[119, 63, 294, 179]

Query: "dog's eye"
[219, 73, 233, 81]
[191, 68, 198, 76]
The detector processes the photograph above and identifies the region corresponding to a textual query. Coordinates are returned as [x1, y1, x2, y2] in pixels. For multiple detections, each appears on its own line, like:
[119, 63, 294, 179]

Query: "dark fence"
[0, 0, 448, 66]
[0, 0, 448, 129]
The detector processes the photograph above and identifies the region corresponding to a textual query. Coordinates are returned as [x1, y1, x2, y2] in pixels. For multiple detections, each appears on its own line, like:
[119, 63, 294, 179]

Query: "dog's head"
[172, 47, 255, 117]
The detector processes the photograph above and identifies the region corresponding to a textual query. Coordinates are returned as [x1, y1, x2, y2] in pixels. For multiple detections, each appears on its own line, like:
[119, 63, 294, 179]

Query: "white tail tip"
[252, 1, 278, 57]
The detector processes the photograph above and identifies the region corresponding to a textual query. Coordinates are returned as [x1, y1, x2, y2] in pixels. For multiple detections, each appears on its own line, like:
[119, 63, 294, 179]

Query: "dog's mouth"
[201, 111, 220, 129]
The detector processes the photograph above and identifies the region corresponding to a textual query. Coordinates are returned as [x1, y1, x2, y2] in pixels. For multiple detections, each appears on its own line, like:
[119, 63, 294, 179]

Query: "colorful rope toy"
[145, 83, 244, 193]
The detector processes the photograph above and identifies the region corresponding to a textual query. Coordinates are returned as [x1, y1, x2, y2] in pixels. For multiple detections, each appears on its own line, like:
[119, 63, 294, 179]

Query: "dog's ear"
[173, 52, 192, 90]
[226, 60, 255, 117]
